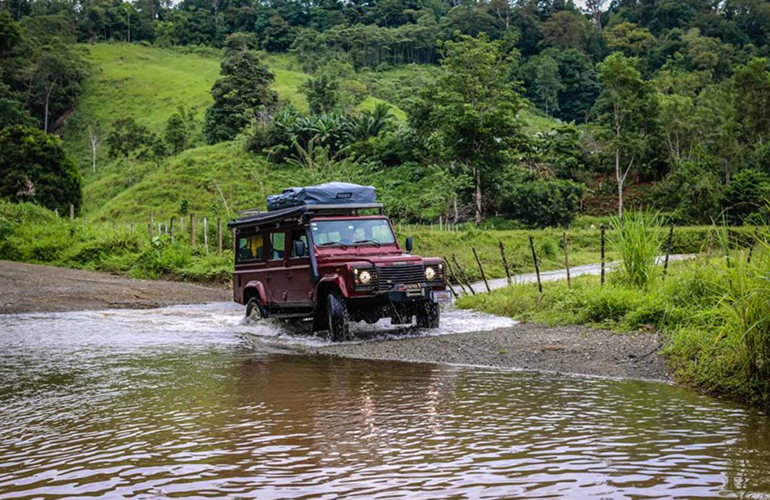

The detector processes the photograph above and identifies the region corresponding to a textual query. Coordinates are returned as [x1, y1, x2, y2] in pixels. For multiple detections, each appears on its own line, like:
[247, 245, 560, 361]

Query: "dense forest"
[2, 0, 770, 226]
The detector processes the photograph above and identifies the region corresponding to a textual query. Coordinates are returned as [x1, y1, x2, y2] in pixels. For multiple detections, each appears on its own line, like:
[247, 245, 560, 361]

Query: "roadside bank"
[0, 260, 229, 314]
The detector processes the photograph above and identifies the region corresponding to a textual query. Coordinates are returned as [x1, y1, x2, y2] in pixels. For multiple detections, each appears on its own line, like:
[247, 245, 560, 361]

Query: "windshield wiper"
[318, 241, 348, 249]
[353, 239, 381, 247]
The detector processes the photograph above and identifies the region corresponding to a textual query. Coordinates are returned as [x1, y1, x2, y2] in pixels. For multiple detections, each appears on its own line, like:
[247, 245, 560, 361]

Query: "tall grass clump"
[713, 219, 770, 397]
[611, 210, 664, 288]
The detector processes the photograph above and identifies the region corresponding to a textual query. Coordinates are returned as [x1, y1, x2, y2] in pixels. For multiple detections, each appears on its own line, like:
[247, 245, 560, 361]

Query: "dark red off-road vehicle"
[228, 183, 450, 341]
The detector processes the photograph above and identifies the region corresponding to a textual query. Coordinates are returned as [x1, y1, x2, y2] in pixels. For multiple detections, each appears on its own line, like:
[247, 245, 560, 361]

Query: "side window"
[237, 234, 263, 262]
[270, 232, 286, 260]
[291, 231, 308, 258]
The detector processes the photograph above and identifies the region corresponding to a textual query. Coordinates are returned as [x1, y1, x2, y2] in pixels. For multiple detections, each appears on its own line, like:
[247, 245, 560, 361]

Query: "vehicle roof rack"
[228, 203, 384, 230]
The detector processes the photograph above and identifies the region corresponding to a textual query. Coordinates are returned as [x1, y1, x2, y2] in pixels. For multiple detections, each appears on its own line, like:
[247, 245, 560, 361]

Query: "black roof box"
[267, 182, 376, 212]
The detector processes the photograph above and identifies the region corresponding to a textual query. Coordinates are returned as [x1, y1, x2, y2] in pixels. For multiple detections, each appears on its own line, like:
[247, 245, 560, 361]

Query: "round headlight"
[425, 266, 436, 280]
[359, 270, 372, 284]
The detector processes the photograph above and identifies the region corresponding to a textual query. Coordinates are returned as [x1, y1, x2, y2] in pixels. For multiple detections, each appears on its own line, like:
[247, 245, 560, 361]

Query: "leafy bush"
[501, 179, 584, 228]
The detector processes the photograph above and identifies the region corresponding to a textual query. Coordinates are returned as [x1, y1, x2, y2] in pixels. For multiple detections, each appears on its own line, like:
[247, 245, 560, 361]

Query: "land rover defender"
[228, 183, 450, 341]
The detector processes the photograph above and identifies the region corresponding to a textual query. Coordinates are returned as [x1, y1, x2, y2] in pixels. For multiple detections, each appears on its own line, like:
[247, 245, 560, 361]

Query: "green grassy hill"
[62, 43, 558, 223]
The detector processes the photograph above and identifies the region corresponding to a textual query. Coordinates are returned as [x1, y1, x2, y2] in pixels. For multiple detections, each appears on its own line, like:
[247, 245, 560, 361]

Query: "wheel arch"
[243, 281, 268, 306]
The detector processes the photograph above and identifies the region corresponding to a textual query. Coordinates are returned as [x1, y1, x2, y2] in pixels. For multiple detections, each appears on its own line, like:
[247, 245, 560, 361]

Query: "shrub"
[501, 179, 584, 228]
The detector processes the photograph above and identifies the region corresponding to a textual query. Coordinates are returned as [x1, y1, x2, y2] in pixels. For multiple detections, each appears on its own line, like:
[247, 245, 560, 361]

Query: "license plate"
[432, 291, 451, 303]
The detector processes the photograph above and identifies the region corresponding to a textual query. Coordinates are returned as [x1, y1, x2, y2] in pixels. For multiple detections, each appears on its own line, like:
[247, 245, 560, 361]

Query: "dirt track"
[314, 324, 669, 381]
[0, 260, 229, 314]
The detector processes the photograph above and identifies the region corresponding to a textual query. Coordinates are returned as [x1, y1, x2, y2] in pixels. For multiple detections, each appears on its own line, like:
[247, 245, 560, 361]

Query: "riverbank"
[0, 260, 229, 314]
[311, 324, 669, 381]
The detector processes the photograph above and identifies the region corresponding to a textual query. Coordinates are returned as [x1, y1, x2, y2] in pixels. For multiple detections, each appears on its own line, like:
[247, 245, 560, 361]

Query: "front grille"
[377, 264, 425, 289]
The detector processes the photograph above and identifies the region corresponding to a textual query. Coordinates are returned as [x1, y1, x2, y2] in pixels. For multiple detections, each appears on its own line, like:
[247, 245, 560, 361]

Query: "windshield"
[311, 219, 396, 247]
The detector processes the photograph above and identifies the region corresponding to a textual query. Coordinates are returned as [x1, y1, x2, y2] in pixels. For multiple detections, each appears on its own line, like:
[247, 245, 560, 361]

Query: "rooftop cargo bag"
[267, 182, 376, 211]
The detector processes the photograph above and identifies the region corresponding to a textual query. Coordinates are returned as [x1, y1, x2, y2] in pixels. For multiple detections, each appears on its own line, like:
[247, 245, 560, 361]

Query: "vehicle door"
[265, 230, 289, 304]
[234, 230, 266, 302]
[285, 228, 314, 305]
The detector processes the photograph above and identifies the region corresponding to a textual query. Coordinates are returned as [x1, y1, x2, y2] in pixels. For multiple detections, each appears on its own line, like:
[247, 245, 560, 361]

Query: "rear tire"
[245, 297, 265, 321]
[416, 301, 440, 328]
[327, 291, 351, 342]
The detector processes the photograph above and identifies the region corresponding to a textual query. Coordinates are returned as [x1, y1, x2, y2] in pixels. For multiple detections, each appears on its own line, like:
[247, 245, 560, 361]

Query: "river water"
[1, 303, 769, 499]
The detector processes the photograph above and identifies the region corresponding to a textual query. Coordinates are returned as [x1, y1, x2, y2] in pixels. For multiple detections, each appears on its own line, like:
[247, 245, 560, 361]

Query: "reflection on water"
[1, 305, 769, 499]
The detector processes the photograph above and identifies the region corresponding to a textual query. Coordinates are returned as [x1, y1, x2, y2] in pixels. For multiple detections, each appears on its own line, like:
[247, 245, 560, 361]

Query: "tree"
[87, 124, 102, 173]
[107, 117, 152, 158]
[25, 41, 89, 133]
[722, 169, 770, 224]
[542, 11, 590, 51]
[733, 58, 770, 148]
[604, 21, 656, 56]
[301, 72, 340, 114]
[593, 53, 659, 218]
[165, 111, 189, 155]
[262, 13, 294, 52]
[412, 34, 523, 224]
[583, 0, 607, 31]
[522, 54, 563, 117]
[203, 50, 278, 144]
[0, 126, 82, 214]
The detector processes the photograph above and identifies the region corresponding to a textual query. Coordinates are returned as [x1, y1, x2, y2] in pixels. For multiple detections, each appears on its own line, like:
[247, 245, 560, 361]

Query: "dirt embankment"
[0, 260, 230, 314]
[313, 325, 669, 381]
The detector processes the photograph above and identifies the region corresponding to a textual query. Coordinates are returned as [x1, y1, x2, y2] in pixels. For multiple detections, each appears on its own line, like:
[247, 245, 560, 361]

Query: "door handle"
[287, 271, 294, 279]
[265, 274, 272, 281]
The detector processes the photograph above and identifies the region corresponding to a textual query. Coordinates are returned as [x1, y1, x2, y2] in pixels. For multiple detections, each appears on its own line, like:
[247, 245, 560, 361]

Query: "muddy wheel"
[245, 297, 265, 321]
[416, 301, 440, 328]
[326, 291, 351, 342]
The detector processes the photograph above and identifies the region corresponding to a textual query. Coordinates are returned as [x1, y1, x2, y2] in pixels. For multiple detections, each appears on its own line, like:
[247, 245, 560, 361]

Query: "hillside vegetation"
[59, 43, 555, 223]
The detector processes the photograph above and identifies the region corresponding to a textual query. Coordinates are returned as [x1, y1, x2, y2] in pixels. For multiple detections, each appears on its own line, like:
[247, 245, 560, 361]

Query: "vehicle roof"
[227, 203, 384, 230]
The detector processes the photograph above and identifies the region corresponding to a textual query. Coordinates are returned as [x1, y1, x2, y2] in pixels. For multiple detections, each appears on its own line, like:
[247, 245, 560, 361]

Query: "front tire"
[416, 301, 440, 328]
[326, 291, 351, 341]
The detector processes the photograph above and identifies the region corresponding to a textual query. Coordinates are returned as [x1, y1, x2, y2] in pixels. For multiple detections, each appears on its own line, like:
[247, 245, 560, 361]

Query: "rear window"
[237, 234, 263, 262]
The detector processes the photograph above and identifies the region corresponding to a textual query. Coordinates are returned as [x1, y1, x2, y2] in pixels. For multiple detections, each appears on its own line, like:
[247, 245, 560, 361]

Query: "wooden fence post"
[563, 231, 571, 289]
[452, 255, 475, 295]
[600, 225, 606, 286]
[190, 213, 196, 246]
[170, 217, 175, 243]
[663, 225, 674, 280]
[203, 217, 209, 252]
[499, 241, 512, 286]
[70, 204, 75, 221]
[529, 236, 542, 294]
[217, 217, 223, 253]
[472, 247, 491, 292]
[446, 259, 468, 296]
[149, 212, 154, 239]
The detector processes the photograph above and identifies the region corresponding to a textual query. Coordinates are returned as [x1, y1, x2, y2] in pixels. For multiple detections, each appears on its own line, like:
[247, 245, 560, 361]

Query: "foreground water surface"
[1, 303, 769, 499]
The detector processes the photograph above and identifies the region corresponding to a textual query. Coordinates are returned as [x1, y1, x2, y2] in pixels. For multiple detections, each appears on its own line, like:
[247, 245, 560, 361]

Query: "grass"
[458, 228, 770, 408]
[610, 210, 664, 288]
[0, 200, 232, 283]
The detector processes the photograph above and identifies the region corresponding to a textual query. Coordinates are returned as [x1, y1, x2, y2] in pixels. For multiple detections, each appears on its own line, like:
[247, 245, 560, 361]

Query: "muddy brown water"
[1, 303, 769, 499]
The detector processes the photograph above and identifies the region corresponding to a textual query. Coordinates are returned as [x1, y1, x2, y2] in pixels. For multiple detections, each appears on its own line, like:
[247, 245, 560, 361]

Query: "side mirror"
[405, 237, 413, 253]
[293, 239, 306, 257]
